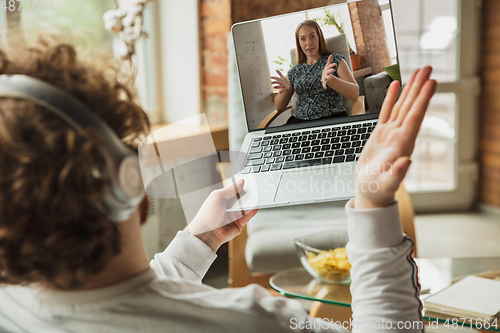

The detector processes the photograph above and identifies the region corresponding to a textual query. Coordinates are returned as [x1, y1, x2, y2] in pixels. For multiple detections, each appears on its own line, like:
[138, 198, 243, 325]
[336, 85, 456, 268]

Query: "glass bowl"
[294, 229, 351, 284]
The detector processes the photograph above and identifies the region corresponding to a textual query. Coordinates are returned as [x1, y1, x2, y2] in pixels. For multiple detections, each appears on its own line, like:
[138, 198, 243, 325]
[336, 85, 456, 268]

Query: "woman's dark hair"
[0, 37, 150, 289]
[295, 19, 333, 64]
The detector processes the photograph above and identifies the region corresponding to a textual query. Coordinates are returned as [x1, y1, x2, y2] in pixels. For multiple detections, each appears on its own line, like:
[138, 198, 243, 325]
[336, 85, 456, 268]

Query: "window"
[134, 2, 162, 124]
[20, 0, 115, 52]
[154, 0, 201, 124]
[390, 0, 480, 211]
[129, 0, 202, 125]
[3, 1, 165, 123]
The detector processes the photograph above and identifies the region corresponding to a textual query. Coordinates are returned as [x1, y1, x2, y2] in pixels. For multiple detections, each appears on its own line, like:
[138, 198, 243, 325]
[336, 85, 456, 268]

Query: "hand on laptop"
[354, 66, 437, 209]
[185, 179, 258, 252]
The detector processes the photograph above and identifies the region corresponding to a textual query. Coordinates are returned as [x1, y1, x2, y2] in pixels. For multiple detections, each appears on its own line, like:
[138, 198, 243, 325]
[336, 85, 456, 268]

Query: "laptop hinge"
[259, 113, 379, 134]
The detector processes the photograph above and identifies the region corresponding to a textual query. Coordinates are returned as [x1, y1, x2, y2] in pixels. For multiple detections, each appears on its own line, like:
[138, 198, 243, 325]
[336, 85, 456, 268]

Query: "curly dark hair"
[0, 37, 150, 289]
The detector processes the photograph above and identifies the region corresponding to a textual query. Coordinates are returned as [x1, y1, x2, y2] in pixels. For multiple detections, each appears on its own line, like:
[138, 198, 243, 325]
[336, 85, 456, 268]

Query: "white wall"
[232, 21, 277, 130]
[158, 0, 201, 123]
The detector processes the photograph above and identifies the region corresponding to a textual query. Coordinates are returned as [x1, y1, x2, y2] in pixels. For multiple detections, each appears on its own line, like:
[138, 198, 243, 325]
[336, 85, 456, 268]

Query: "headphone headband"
[0, 74, 144, 221]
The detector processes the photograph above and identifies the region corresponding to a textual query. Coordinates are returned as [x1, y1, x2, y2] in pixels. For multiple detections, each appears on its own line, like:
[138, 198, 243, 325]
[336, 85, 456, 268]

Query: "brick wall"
[231, 0, 336, 23]
[480, 0, 500, 207]
[200, 0, 231, 125]
[348, 0, 390, 73]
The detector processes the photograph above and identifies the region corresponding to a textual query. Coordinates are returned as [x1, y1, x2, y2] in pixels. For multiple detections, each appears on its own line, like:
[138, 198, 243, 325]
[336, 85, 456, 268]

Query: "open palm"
[354, 66, 437, 209]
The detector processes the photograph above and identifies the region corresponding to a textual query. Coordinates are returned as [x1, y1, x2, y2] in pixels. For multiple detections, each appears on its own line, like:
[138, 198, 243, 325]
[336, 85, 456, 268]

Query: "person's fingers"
[371, 156, 410, 196]
[218, 179, 245, 200]
[378, 80, 401, 124]
[228, 211, 238, 223]
[324, 63, 337, 71]
[324, 54, 333, 69]
[402, 79, 437, 143]
[235, 209, 258, 229]
[395, 66, 433, 125]
[391, 156, 411, 174]
[326, 65, 337, 76]
[387, 157, 412, 189]
[276, 70, 285, 78]
[389, 69, 420, 122]
[235, 210, 244, 220]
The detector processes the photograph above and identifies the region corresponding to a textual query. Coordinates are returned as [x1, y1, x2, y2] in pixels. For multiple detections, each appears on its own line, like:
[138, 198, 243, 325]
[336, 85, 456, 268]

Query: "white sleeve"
[218, 284, 354, 333]
[149, 230, 217, 283]
[154, 280, 352, 333]
[345, 199, 423, 333]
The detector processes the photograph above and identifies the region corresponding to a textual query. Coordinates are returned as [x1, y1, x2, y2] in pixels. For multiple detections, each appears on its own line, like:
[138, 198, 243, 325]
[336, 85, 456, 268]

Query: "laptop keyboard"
[241, 121, 378, 174]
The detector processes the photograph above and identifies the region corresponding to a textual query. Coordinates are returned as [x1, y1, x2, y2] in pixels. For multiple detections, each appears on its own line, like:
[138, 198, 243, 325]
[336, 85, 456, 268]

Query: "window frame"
[1, 4, 24, 48]
[134, 1, 163, 124]
[149, 0, 202, 124]
[404, 0, 481, 212]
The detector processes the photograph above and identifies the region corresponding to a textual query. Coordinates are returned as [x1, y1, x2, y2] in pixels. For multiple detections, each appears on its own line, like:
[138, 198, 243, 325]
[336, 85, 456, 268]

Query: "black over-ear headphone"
[0, 75, 144, 222]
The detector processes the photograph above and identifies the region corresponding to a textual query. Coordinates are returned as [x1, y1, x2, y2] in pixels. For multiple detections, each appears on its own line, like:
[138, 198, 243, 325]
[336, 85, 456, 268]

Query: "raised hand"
[322, 54, 337, 89]
[185, 179, 258, 252]
[354, 66, 437, 209]
[271, 70, 292, 94]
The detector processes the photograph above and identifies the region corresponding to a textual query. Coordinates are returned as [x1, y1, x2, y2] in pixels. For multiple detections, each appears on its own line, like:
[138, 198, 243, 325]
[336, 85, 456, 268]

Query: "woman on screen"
[271, 20, 359, 124]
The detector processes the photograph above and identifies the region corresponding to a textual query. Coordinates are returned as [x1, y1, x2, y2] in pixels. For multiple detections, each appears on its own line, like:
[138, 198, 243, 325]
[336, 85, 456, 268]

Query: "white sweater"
[0, 200, 423, 332]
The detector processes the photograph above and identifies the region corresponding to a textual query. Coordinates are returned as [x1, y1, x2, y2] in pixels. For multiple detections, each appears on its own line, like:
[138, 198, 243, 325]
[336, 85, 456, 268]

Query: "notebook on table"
[424, 276, 500, 320]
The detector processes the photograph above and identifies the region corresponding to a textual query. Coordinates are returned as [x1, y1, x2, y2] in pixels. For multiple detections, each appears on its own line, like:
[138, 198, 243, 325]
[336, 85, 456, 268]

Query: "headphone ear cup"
[103, 154, 144, 222]
[118, 155, 143, 199]
[0, 75, 145, 222]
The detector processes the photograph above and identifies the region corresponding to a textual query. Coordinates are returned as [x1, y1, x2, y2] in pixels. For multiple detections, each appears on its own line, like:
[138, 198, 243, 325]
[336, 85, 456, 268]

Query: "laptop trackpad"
[274, 167, 355, 203]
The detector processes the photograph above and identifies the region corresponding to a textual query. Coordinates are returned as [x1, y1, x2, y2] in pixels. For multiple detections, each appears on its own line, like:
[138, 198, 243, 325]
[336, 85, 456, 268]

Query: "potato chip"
[306, 247, 351, 281]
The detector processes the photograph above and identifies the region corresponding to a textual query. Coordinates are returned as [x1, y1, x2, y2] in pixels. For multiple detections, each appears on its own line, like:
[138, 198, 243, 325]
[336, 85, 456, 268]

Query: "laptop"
[227, 0, 401, 211]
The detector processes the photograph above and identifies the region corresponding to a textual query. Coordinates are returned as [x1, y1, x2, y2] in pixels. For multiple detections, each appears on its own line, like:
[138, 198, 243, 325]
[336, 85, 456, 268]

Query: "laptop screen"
[232, 0, 400, 132]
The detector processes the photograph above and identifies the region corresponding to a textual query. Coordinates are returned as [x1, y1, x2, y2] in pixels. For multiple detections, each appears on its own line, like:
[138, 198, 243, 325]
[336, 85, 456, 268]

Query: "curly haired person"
[0, 38, 436, 332]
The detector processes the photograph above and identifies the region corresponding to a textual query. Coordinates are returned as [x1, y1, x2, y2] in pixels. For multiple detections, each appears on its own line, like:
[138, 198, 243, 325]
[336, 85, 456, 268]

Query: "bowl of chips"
[295, 230, 351, 284]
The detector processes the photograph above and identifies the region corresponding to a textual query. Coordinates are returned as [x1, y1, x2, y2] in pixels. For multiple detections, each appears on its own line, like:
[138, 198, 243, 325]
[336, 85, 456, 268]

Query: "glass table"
[270, 258, 500, 332]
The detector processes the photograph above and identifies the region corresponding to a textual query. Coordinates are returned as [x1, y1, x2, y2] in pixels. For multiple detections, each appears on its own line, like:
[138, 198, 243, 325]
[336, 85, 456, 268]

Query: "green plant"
[313, 8, 356, 55]
[273, 56, 292, 72]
